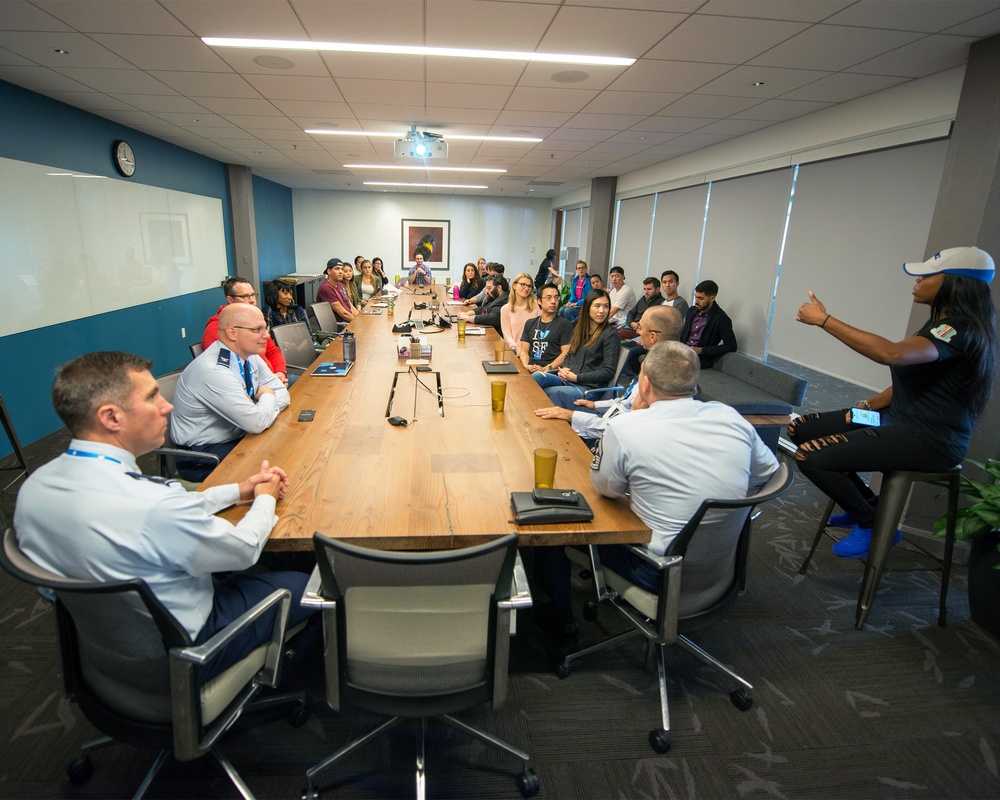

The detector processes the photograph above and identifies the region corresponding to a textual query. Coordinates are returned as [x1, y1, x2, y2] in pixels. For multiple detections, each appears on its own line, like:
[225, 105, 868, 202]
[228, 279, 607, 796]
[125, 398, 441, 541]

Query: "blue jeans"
[559, 305, 581, 321]
[533, 371, 587, 409]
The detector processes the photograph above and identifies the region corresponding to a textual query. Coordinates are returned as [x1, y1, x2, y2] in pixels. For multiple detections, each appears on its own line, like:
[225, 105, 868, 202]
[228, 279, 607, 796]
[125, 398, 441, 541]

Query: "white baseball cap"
[903, 247, 994, 283]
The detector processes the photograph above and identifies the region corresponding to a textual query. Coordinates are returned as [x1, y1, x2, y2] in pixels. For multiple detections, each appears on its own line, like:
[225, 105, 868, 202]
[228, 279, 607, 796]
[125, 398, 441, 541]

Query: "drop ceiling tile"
[426, 58, 526, 86]
[587, 141, 654, 154]
[605, 130, 681, 145]
[657, 93, 761, 117]
[0, 65, 93, 92]
[696, 65, 830, 97]
[699, 0, 853, 23]
[99, 108, 176, 128]
[349, 103, 428, 121]
[646, 15, 809, 64]
[487, 124, 558, 138]
[539, 5, 688, 57]
[846, 33, 977, 78]
[426, 0, 559, 49]
[150, 70, 260, 98]
[276, 101, 355, 119]
[153, 112, 241, 130]
[422, 107, 502, 125]
[506, 86, 599, 113]
[214, 48, 331, 77]
[825, 0, 1000, 33]
[945, 7, 1000, 36]
[547, 128, 614, 143]
[426, 82, 511, 109]
[516, 62, 624, 90]
[45, 90, 137, 112]
[608, 59, 734, 93]
[336, 77, 424, 104]
[0, 46, 33, 66]
[730, 97, 834, 121]
[54, 67, 177, 94]
[161, 0, 308, 38]
[582, 90, 679, 115]
[294, 0, 424, 44]
[566, 112, 649, 130]
[88, 34, 232, 72]
[189, 96, 281, 116]
[781, 72, 908, 102]
[321, 52, 425, 81]
[629, 115, 716, 133]
[117, 94, 210, 114]
[0, 31, 133, 68]
[749, 24, 924, 71]
[494, 109, 575, 127]
[694, 118, 776, 136]
[2, 1, 73, 31]
[224, 116, 302, 131]
[243, 74, 344, 102]
[664, 131, 737, 147]
[35, 0, 189, 34]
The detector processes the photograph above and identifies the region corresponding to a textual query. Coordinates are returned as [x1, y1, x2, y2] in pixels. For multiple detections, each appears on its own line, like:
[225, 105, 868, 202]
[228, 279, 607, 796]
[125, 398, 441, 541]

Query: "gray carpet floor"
[1, 357, 999, 799]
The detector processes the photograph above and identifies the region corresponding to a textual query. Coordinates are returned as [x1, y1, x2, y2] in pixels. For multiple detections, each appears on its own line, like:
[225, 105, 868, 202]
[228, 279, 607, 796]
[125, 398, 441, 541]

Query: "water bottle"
[342, 331, 356, 362]
[453, 285, 460, 301]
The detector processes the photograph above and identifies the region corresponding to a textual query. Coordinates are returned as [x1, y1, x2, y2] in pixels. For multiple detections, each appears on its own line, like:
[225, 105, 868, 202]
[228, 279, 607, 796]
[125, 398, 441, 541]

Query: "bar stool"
[798, 467, 961, 629]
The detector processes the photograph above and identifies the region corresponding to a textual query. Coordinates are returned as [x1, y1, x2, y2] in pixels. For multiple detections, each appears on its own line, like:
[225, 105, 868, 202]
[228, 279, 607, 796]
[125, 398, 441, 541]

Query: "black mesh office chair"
[0, 527, 308, 800]
[272, 322, 320, 373]
[302, 532, 538, 799]
[557, 457, 794, 754]
[152, 370, 219, 485]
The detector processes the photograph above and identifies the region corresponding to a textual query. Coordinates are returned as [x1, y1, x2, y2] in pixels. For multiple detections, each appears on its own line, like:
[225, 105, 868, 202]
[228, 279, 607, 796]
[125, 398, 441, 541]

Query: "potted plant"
[934, 458, 1000, 639]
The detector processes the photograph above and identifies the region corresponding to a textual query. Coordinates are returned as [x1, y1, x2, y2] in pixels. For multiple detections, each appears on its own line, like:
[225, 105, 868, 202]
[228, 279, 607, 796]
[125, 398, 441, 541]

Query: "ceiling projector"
[395, 128, 448, 161]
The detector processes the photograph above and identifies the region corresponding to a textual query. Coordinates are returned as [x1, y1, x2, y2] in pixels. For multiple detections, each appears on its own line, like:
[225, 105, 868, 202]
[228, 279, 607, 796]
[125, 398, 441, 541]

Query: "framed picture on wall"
[401, 219, 450, 271]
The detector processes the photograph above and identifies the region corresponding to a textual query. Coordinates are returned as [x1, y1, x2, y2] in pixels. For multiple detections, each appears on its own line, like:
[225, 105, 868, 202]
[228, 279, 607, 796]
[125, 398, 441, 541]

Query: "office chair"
[302, 533, 538, 800]
[0, 527, 308, 800]
[0, 393, 31, 491]
[309, 302, 348, 340]
[151, 370, 219, 485]
[272, 322, 320, 373]
[557, 457, 794, 754]
[188, 342, 203, 359]
[580, 347, 633, 402]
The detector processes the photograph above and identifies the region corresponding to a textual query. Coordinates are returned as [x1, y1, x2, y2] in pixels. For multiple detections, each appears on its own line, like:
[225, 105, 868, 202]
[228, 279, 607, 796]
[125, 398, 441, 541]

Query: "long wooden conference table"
[200, 287, 652, 552]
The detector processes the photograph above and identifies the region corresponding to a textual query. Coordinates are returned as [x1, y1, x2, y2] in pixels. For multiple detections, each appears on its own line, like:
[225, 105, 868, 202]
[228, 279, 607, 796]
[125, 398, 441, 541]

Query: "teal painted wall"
[0, 81, 235, 449]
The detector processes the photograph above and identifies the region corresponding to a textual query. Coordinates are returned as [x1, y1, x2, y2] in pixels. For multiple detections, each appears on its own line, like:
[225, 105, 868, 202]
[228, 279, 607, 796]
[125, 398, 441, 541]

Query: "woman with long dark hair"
[790, 247, 997, 558]
[459, 262, 484, 300]
[532, 288, 621, 409]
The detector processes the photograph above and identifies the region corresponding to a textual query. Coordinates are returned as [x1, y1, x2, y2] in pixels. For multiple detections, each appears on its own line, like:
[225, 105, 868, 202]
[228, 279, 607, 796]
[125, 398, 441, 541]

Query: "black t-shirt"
[521, 315, 574, 367]
[889, 316, 975, 461]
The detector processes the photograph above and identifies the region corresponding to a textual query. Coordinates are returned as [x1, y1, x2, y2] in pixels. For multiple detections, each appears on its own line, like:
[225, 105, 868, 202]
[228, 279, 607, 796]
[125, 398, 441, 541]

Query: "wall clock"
[112, 140, 135, 178]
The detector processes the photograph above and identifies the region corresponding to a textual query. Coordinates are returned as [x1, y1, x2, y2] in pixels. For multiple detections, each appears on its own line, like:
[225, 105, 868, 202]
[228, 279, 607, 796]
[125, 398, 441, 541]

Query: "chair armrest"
[171, 587, 291, 686]
[300, 565, 337, 611]
[153, 447, 220, 464]
[583, 385, 625, 400]
[499, 552, 533, 610]
[624, 545, 683, 572]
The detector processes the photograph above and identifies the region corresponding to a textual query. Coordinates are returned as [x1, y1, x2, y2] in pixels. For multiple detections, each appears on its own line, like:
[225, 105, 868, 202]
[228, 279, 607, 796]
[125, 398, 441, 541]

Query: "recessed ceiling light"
[751, 81, 766, 87]
[204, 37, 634, 67]
[344, 164, 506, 173]
[53, 48, 69, 55]
[253, 55, 294, 69]
[305, 129, 542, 143]
[364, 181, 488, 189]
[552, 70, 590, 83]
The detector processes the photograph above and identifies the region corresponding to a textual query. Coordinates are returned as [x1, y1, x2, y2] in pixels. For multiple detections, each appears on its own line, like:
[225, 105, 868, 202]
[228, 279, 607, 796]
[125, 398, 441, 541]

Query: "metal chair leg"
[799, 498, 836, 574]
[856, 473, 911, 629]
[938, 472, 960, 627]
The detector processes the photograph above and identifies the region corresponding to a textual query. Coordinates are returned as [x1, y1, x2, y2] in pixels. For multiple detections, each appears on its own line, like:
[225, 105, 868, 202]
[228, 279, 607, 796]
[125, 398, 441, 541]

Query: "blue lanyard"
[66, 449, 122, 465]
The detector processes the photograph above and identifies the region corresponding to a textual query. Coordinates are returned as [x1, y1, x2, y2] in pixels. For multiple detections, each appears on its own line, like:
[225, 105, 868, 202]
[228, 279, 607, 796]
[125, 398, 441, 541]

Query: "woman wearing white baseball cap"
[789, 247, 996, 559]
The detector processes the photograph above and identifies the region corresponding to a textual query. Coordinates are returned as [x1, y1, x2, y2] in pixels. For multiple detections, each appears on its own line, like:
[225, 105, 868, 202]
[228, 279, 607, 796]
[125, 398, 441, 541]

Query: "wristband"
[821, 314, 831, 329]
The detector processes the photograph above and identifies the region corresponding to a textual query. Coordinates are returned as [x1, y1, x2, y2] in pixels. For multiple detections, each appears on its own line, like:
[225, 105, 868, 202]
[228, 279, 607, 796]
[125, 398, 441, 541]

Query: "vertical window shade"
[698, 169, 795, 361]
[648, 184, 709, 294]
[612, 195, 654, 277]
[564, 208, 582, 252]
[580, 206, 590, 260]
[768, 140, 948, 389]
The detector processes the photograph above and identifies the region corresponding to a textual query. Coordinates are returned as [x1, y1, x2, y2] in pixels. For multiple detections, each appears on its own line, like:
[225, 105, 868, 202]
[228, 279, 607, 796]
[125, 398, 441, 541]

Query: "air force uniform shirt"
[591, 397, 778, 555]
[570, 380, 639, 441]
[14, 440, 278, 639]
[170, 340, 290, 448]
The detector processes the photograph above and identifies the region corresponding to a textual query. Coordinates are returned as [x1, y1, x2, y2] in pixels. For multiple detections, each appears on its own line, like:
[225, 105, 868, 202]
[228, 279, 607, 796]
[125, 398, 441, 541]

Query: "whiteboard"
[0, 155, 227, 337]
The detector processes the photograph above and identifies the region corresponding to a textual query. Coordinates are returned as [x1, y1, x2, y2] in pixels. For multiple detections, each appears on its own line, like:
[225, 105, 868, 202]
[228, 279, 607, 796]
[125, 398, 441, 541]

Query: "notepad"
[311, 361, 354, 377]
[362, 308, 382, 315]
[464, 326, 486, 335]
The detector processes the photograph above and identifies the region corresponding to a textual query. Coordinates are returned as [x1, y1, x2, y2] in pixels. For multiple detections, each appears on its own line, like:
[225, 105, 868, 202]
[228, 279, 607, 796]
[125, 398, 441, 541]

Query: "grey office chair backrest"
[313, 533, 518, 707]
[668, 459, 792, 617]
[272, 322, 318, 370]
[0, 528, 182, 724]
[310, 302, 339, 333]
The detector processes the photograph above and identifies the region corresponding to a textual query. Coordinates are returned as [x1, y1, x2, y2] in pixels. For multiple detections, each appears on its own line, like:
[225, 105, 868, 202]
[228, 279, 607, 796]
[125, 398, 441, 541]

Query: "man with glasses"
[172, 304, 290, 481]
[535, 305, 682, 446]
[201, 276, 289, 386]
